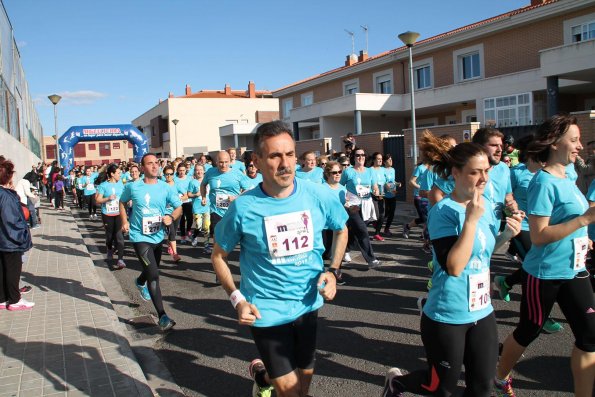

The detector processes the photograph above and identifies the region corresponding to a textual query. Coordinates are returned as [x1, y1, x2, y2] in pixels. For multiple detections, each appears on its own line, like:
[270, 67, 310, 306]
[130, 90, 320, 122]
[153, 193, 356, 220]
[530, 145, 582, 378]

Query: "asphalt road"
[72, 204, 580, 397]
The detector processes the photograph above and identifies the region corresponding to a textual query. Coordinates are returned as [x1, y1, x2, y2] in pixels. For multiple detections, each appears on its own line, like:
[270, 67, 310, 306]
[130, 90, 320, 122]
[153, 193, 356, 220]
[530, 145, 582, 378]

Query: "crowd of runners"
[1, 116, 594, 397]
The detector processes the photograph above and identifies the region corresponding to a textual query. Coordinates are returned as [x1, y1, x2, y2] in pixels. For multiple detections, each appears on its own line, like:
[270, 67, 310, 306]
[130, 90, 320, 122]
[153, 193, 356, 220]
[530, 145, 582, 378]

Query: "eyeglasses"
[355, 154, 366, 157]
[330, 170, 342, 175]
[320, 163, 327, 166]
[341, 163, 350, 167]
[164, 173, 174, 176]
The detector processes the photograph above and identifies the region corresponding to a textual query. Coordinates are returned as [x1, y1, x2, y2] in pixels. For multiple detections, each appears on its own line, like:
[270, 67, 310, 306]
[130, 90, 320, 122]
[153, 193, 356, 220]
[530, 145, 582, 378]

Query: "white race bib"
[345, 191, 362, 207]
[573, 236, 589, 271]
[142, 215, 162, 235]
[356, 184, 371, 198]
[215, 193, 230, 209]
[264, 210, 314, 259]
[86, 183, 94, 190]
[468, 269, 490, 312]
[77, 182, 84, 189]
[105, 199, 119, 215]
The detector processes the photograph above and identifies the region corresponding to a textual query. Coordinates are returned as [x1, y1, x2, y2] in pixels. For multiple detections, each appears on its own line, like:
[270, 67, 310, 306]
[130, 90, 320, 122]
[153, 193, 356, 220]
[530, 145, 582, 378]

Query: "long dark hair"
[424, 137, 488, 179]
[95, 164, 118, 185]
[526, 114, 578, 163]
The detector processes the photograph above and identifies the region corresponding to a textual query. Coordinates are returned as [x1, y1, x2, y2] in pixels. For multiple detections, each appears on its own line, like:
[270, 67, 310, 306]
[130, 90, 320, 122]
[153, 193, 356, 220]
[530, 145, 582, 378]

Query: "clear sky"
[4, 0, 529, 136]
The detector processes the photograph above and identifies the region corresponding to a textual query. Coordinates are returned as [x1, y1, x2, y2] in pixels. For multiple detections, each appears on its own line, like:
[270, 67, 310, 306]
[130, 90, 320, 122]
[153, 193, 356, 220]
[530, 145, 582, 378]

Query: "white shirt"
[15, 179, 35, 205]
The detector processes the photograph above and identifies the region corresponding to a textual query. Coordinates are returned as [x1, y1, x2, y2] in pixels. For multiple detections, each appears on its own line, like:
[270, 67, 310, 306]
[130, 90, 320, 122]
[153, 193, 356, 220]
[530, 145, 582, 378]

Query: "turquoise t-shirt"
[244, 173, 263, 191]
[425, 196, 497, 324]
[230, 160, 246, 174]
[215, 179, 349, 327]
[340, 167, 377, 197]
[510, 163, 535, 231]
[566, 163, 578, 182]
[587, 179, 595, 241]
[121, 171, 131, 184]
[523, 170, 588, 280]
[323, 183, 346, 205]
[295, 167, 324, 184]
[75, 176, 85, 190]
[174, 175, 193, 204]
[384, 167, 397, 199]
[412, 164, 427, 197]
[188, 179, 209, 215]
[119, 180, 182, 244]
[371, 167, 387, 195]
[97, 181, 124, 216]
[484, 161, 512, 220]
[82, 174, 97, 196]
[433, 175, 455, 196]
[202, 167, 251, 217]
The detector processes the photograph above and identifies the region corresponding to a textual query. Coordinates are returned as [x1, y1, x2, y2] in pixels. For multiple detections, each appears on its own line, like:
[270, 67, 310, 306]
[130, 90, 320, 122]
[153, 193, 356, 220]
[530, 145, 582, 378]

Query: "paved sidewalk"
[0, 204, 153, 397]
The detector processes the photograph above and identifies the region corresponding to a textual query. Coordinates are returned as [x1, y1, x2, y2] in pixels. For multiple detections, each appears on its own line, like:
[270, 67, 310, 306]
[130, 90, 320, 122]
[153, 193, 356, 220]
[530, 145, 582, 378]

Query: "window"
[282, 98, 293, 119]
[113, 142, 120, 149]
[415, 65, 431, 90]
[460, 52, 480, 80]
[571, 21, 595, 42]
[373, 70, 393, 94]
[45, 145, 56, 159]
[88, 143, 96, 150]
[343, 79, 359, 95]
[99, 142, 111, 157]
[74, 143, 86, 157]
[453, 45, 483, 83]
[301, 92, 313, 106]
[484, 93, 532, 127]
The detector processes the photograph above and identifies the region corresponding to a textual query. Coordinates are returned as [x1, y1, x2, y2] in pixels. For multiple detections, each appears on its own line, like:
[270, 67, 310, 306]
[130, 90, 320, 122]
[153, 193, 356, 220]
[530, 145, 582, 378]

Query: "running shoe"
[343, 252, 352, 263]
[422, 241, 431, 254]
[426, 278, 432, 291]
[158, 314, 176, 332]
[382, 367, 405, 397]
[493, 376, 516, 397]
[368, 259, 381, 269]
[113, 259, 126, 270]
[542, 318, 563, 334]
[249, 359, 274, 397]
[135, 278, 151, 302]
[0, 301, 6, 310]
[106, 249, 113, 261]
[383, 229, 394, 237]
[427, 260, 434, 273]
[19, 285, 32, 294]
[204, 244, 212, 255]
[191, 237, 199, 247]
[493, 275, 511, 302]
[373, 234, 385, 242]
[172, 253, 181, 262]
[402, 224, 410, 239]
[416, 296, 427, 316]
[7, 298, 35, 311]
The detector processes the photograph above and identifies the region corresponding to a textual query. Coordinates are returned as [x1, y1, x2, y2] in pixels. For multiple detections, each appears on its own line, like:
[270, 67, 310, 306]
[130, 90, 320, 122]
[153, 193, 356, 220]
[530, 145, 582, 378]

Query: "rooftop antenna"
[344, 29, 355, 55]
[361, 25, 369, 53]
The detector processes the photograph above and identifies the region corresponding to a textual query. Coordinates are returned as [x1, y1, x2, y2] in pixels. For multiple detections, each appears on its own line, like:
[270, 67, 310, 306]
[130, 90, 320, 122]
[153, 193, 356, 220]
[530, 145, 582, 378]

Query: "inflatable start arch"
[58, 124, 149, 173]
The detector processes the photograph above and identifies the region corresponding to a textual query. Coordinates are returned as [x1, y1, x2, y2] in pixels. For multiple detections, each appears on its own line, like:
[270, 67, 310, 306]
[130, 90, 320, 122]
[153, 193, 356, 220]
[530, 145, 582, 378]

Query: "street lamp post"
[171, 119, 179, 159]
[48, 94, 62, 167]
[398, 31, 420, 165]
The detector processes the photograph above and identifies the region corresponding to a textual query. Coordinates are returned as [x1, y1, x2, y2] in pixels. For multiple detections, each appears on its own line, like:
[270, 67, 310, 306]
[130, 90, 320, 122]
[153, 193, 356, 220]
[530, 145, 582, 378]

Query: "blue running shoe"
[159, 314, 176, 332]
[135, 278, 151, 301]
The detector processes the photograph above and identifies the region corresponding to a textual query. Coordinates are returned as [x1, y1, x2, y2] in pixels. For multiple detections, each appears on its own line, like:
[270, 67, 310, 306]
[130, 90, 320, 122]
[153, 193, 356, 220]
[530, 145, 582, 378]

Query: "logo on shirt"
[144, 193, 151, 207]
[216, 179, 221, 189]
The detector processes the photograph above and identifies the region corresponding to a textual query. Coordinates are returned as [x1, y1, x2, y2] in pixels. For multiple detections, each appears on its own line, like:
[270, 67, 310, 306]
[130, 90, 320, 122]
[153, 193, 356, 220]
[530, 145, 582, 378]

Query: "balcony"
[540, 39, 595, 82]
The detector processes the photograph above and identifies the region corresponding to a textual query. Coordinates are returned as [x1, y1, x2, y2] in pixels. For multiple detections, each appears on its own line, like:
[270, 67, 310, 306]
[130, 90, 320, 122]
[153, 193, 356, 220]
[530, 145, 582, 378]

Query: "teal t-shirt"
[215, 179, 349, 327]
[587, 179, 595, 241]
[412, 164, 427, 197]
[510, 163, 535, 231]
[566, 163, 578, 182]
[523, 170, 588, 280]
[384, 167, 397, 199]
[82, 174, 97, 196]
[188, 179, 209, 215]
[97, 181, 124, 216]
[433, 175, 455, 196]
[425, 196, 497, 324]
[340, 167, 377, 197]
[119, 180, 182, 244]
[323, 183, 346, 205]
[230, 160, 246, 174]
[174, 175, 193, 204]
[295, 167, 324, 184]
[484, 162, 512, 220]
[244, 173, 263, 191]
[371, 167, 387, 195]
[202, 167, 250, 217]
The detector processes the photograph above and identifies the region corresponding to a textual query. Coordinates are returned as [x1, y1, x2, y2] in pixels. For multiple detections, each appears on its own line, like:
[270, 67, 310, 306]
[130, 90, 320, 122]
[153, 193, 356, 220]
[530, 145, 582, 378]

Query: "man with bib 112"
[211, 121, 348, 397]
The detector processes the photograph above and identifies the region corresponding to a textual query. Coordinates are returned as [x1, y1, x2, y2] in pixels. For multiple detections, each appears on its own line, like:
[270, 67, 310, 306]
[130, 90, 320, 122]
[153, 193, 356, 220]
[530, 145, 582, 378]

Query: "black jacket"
[0, 187, 32, 252]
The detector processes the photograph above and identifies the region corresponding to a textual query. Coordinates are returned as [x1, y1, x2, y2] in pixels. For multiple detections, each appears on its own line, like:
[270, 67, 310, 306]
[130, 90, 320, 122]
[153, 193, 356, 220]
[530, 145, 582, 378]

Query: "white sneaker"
[343, 252, 352, 263]
[7, 298, 35, 311]
[191, 237, 199, 247]
[368, 259, 381, 269]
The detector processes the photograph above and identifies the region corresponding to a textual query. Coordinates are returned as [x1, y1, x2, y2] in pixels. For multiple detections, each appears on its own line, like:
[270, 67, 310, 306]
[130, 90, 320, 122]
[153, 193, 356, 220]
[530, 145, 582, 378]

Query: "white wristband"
[230, 290, 246, 309]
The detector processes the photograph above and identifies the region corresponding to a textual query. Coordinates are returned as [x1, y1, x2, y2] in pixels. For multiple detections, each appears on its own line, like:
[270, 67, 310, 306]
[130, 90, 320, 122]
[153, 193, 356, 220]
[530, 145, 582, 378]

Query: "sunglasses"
[355, 153, 366, 157]
[341, 163, 350, 167]
[247, 164, 255, 168]
[320, 162, 327, 166]
[330, 170, 342, 175]
[165, 173, 174, 176]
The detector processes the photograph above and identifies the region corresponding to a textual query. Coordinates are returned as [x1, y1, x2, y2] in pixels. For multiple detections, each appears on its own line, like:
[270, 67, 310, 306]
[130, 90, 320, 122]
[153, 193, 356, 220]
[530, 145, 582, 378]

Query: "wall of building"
[5, 133, 42, 181]
[43, 136, 135, 166]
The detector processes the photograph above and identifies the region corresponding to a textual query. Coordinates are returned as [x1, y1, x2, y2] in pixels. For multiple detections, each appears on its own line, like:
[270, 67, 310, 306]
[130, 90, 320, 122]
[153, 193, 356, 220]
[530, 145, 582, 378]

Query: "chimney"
[345, 54, 358, 66]
[248, 81, 256, 98]
[224, 84, 232, 96]
[168, 92, 174, 98]
[185, 84, 192, 95]
[358, 50, 369, 62]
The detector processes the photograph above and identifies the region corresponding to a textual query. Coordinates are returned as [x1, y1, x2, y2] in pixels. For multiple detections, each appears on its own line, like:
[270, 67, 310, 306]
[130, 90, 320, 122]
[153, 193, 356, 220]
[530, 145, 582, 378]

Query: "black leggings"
[179, 202, 193, 236]
[76, 189, 84, 209]
[373, 197, 385, 235]
[512, 270, 595, 352]
[384, 196, 397, 230]
[0, 251, 23, 304]
[85, 194, 97, 215]
[504, 230, 532, 288]
[346, 208, 376, 263]
[133, 242, 166, 318]
[54, 191, 64, 209]
[413, 196, 428, 225]
[101, 214, 124, 260]
[395, 312, 498, 397]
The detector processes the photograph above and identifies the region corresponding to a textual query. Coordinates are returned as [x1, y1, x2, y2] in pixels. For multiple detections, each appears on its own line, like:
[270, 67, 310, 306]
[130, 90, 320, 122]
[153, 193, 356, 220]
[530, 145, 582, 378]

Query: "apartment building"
[273, 0, 595, 197]
[132, 81, 279, 159]
[43, 136, 135, 167]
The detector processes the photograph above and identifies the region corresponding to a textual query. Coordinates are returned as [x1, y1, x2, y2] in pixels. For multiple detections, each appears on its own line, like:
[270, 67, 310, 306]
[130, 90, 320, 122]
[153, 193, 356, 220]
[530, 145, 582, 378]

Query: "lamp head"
[172, 119, 179, 125]
[398, 31, 420, 47]
[48, 94, 62, 105]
